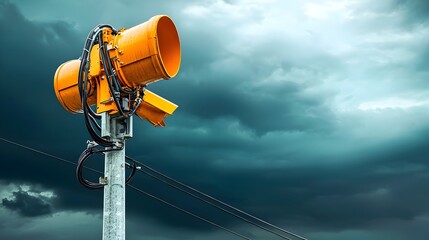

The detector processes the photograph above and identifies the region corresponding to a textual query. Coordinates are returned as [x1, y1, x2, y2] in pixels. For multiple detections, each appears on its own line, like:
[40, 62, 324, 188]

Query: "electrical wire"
[98, 40, 126, 116]
[0, 137, 82, 169]
[76, 146, 137, 189]
[0, 137, 252, 240]
[76, 147, 105, 189]
[126, 156, 308, 240]
[78, 28, 114, 147]
[98, 40, 142, 116]
[127, 184, 252, 240]
[131, 164, 294, 240]
[78, 25, 127, 147]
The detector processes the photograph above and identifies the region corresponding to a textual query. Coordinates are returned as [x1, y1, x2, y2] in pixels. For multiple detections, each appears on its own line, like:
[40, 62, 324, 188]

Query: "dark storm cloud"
[0, 0, 85, 144]
[189, 127, 429, 231]
[0, 0, 104, 214]
[2, 188, 52, 217]
[151, 27, 342, 135]
[163, 80, 335, 135]
[393, 0, 429, 23]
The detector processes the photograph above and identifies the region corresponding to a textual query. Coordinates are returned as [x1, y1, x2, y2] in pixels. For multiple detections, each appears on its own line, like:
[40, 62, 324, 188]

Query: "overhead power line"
[0, 136, 308, 240]
[127, 185, 251, 240]
[0, 137, 250, 240]
[0, 137, 75, 167]
[127, 156, 307, 240]
[128, 157, 300, 240]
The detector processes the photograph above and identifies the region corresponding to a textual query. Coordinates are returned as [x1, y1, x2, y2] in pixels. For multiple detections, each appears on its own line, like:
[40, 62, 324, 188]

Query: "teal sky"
[1, 0, 429, 239]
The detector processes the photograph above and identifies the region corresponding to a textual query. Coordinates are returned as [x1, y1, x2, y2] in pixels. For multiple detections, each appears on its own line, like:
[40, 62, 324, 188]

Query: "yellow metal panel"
[89, 45, 101, 78]
[135, 90, 178, 126]
[135, 101, 168, 127]
[96, 76, 118, 114]
[102, 29, 113, 43]
[143, 90, 178, 115]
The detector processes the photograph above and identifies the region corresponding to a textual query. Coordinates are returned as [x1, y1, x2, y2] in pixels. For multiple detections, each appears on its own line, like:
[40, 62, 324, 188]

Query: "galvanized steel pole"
[102, 113, 132, 240]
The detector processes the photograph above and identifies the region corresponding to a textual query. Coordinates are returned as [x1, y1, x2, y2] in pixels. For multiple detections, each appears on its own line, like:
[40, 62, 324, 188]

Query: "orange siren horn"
[53, 15, 180, 126]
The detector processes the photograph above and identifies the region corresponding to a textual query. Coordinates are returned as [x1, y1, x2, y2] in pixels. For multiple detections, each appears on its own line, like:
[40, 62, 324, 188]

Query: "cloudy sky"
[1, 0, 429, 239]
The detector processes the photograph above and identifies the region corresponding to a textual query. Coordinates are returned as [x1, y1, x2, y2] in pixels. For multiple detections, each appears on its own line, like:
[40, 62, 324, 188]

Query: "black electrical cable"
[97, 31, 143, 115]
[98, 40, 142, 116]
[82, 28, 102, 103]
[78, 26, 99, 98]
[82, 76, 105, 144]
[78, 29, 114, 147]
[76, 147, 104, 189]
[125, 161, 137, 183]
[98, 36, 134, 95]
[76, 146, 137, 189]
[99, 41, 122, 93]
[79, 33, 103, 132]
[132, 165, 294, 240]
[127, 185, 252, 240]
[127, 97, 143, 115]
[126, 156, 308, 240]
[0, 137, 252, 240]
[83, 105, 113, 147]
[0, 137, 80, 168]
[98, 41, 126, 117]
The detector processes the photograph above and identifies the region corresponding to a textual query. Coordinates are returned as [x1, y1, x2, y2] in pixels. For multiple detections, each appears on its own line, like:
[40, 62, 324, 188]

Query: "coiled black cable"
[76, 146, 137, 189]
[76, 147, 104, 189]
